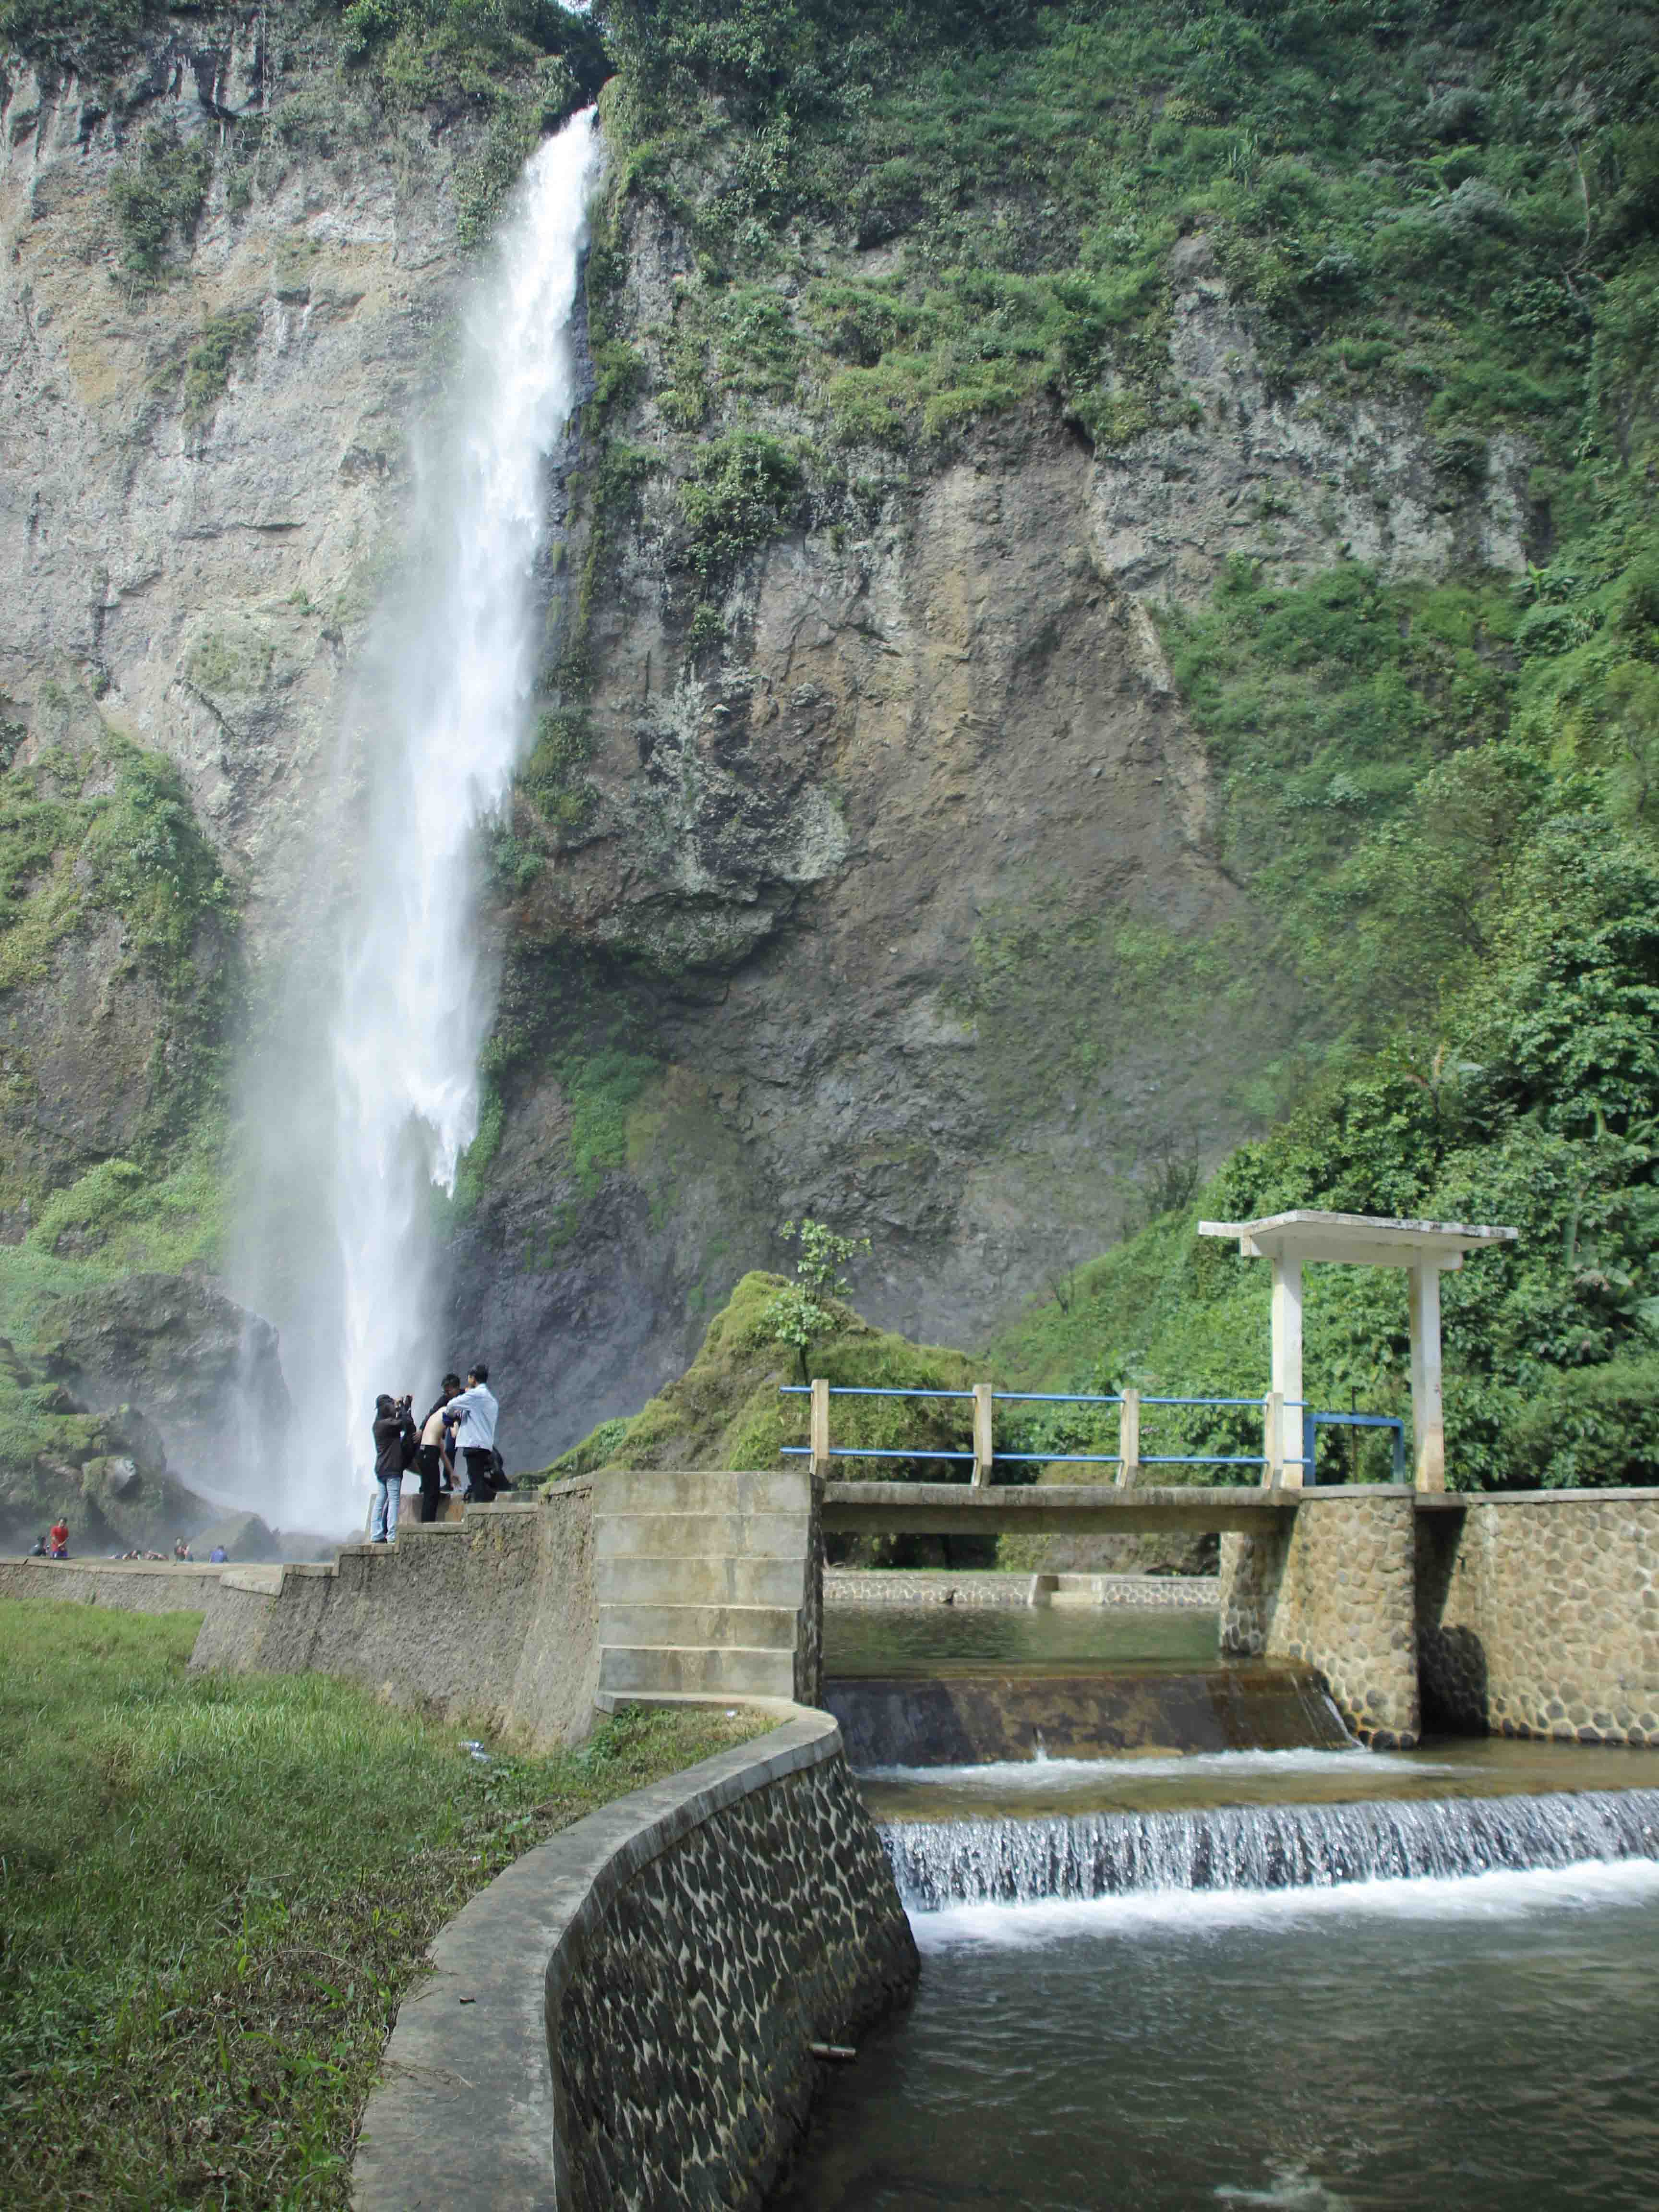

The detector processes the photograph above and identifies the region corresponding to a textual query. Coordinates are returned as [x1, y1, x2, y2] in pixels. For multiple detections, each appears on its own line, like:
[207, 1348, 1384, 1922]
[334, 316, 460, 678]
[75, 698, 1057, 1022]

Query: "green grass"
[0, 1602, 763, 2211]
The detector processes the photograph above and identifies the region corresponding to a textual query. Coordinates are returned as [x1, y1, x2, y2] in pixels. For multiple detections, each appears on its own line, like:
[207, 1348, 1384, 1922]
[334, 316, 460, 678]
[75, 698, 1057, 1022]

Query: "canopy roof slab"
[1197, 1211, 1519, 1494]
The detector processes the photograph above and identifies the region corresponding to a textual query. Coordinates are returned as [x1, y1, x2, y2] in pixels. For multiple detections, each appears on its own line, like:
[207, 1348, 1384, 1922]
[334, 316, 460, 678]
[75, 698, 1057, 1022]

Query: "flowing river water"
[775, 1602, 1659, 2210]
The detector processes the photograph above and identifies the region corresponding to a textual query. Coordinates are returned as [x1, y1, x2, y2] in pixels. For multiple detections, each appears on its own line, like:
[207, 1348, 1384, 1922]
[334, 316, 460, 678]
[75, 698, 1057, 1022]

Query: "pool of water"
[773, 1861, 1659, 2210]
[824, 1602, 1219, 1677]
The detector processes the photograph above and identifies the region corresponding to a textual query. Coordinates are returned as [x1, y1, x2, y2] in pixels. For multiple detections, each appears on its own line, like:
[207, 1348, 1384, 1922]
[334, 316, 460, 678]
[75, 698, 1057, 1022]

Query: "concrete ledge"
[0, 1556, 231, 1611]
[352, 1711, 842, 2212]
[1413, 1486, 1659, 1509]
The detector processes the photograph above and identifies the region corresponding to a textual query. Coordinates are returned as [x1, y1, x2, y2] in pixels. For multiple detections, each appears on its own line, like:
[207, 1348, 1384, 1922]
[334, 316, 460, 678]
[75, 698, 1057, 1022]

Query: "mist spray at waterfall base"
[236, 112, 601, 1532]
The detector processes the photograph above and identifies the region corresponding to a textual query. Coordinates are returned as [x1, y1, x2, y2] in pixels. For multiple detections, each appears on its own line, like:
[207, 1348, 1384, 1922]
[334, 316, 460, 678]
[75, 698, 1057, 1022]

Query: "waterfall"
[882, 1789, 1659, 1910]
[236, 110, 602, 1528]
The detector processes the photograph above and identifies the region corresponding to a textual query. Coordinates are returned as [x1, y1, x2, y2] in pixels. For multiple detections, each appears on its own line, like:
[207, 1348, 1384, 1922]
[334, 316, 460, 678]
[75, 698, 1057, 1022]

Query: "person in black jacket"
[370, 1392, 416, 1543]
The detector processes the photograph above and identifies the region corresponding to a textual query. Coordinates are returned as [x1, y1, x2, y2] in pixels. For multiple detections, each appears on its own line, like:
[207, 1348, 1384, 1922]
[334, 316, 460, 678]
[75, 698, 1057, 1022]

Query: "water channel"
[777, 1601, 1659, 2209]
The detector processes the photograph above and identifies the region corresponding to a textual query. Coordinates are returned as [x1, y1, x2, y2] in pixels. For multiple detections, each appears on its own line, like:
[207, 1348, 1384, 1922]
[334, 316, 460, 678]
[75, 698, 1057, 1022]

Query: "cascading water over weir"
[776, 1602, 1659, 2210]
[881, 1787, 1659, 1911]
[238, 112, 601, 1527]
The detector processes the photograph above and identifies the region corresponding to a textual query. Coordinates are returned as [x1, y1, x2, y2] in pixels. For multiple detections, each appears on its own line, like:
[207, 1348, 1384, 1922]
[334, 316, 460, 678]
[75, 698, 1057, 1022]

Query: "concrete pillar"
[1115, 1388, 1140, 1488]
[1268, 1255, 1302, 1490]
[1270, 1255, 1303, 1408]
[972, 1384, 994, 1487]
[1408, 1260, 1446, 1493]
[809, 1377, 831, 1482]
[1262, 1390, 1285, 1488]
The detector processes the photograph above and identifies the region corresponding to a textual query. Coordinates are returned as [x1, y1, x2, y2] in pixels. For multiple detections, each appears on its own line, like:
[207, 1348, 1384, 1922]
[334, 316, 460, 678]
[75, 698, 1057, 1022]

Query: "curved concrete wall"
[353, 1709, 918, 2212]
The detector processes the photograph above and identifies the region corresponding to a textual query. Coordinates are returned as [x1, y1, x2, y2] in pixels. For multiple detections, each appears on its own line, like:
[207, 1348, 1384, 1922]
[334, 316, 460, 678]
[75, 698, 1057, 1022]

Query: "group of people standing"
[370, 1361, 503, 1543]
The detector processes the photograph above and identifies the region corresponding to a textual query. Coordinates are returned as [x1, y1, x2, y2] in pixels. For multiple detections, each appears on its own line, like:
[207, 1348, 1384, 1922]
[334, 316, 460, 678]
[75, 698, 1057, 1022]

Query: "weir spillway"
[880, 1786, 1659, 1910]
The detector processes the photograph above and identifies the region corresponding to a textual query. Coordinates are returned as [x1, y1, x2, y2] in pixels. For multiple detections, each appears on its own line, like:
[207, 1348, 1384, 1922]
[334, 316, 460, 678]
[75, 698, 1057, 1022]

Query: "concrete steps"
[597, 1553, 810, 1607]
[598, 1603, 799, 1650]
[597, 1644, 799, 1698]
[594, 1510, 808, 1561]
[592, 1468, 812, 1713]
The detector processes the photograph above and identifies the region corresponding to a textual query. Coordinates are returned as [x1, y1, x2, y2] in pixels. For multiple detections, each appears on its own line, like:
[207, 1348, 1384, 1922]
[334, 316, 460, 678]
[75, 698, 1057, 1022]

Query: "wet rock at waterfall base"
[37, 1273, 296, 1504]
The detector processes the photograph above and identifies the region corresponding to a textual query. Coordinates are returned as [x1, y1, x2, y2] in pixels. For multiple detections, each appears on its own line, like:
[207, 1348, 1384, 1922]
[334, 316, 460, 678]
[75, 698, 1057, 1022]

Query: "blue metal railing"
[1302, 1408, 1407, 1485]
[777, 1383, 1328, 1477]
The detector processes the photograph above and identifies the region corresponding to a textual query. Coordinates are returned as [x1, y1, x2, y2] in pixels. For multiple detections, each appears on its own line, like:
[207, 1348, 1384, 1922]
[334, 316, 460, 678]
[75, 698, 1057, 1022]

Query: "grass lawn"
[0, 1600, 763, 2209]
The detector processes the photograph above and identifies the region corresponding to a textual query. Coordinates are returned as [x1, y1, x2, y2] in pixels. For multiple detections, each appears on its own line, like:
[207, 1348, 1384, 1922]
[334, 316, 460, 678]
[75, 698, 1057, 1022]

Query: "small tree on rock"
[765, 1218, 872, 1382]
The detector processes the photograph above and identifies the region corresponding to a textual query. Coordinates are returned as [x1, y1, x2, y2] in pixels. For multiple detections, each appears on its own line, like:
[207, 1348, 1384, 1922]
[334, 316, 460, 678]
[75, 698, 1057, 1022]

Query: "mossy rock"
[542, 1268, 978, 1481]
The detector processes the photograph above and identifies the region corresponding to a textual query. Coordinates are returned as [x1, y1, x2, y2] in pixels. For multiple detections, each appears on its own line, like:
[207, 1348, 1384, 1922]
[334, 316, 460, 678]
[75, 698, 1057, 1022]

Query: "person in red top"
[47, 1518, 68, 1559]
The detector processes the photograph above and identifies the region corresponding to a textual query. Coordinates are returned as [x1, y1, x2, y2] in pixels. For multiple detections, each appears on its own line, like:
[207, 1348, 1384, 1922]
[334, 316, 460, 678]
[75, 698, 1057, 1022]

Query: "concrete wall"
[352, 1710, 918, 2212]
[1219, 1489, 1419, 1748]
[1418, 1491, 1659, 1745]
[0, 1557, 239, 1612]
[192, 1492, 601, 1751]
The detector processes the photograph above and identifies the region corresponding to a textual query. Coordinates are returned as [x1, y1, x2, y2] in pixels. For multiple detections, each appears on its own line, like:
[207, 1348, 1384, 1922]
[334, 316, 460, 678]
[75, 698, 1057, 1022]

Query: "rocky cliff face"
[0, 5, 1549, 1498]
[0, 8, 492, 1527]
[446, 191, 1533, 1462]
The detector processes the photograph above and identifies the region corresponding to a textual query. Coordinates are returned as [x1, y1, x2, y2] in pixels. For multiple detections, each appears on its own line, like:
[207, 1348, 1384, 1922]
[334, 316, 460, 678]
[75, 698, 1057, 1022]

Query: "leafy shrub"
[107, 128, 212, 285]
[677, 433, 804, 584]
[181, 311, 259, 424]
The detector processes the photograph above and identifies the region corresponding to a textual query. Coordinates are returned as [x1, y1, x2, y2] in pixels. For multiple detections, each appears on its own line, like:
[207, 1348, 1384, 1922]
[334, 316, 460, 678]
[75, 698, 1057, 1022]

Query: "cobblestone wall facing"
[825, 1568, 1219, 1610]
[1219, 1490, 1419, 1748]
[553, 1747, 918, 2211]
[351, 1713, 917, 2212]
[1418, 1494, 1659, 1745]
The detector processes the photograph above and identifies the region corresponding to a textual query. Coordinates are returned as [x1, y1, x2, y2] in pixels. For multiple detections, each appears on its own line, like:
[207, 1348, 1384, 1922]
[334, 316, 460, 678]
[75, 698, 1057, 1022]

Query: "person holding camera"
[370, 1392, 417, 1543]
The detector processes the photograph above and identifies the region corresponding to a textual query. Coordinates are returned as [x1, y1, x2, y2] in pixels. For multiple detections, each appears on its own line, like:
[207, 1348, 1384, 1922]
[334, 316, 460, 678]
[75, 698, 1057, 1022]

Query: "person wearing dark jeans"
[444, 1363, 501, 1503]
[416, 1372, 461, 1523]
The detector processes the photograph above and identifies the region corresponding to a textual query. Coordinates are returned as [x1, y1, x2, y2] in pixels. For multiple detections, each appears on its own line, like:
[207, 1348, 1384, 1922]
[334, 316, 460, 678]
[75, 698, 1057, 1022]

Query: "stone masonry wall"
[352, 1712, 917, 2212]
[1418, 1493, 1659, 1745]
[1219, 1490, 1419, 1748]
[553, 1745, 917, 2212]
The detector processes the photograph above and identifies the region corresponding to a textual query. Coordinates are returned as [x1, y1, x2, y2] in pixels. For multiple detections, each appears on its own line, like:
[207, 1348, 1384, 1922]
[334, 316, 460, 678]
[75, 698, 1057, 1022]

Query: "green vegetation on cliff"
[0, 1602, 758, 2212]
[545, 1267, 978, 1476]
[596, 0, 1657, 455]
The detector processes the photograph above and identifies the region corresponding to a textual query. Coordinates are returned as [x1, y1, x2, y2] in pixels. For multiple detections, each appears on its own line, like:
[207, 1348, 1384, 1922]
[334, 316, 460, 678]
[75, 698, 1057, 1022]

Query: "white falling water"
[279, 110, 601, 1524]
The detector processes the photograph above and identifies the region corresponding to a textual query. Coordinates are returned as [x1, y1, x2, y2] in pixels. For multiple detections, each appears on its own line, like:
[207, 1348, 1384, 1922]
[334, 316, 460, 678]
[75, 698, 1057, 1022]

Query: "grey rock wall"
[191, 1491, 601, 1749]
[553, 1733, 917, 2212]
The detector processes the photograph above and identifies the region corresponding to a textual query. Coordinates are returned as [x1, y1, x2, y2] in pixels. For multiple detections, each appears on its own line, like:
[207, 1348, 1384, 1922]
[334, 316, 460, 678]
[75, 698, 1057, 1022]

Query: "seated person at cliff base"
[48, 1517, 69, 1559]
[445, 1365, 500, 1502]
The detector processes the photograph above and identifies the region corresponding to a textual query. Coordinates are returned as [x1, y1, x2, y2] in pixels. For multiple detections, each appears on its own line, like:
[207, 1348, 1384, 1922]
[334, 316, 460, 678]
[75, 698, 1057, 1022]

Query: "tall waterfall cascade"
[240, 110, 602, 1527]
[882, 1789, 1659, 1911]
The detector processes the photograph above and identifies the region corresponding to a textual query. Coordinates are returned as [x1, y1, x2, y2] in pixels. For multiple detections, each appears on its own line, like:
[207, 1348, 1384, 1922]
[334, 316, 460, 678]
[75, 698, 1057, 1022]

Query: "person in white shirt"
[445, 1363, 501, 1502]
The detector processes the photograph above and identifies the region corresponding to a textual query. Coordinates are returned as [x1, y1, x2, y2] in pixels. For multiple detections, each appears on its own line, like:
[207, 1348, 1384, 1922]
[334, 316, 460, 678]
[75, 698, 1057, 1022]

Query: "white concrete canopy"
[1197, 1211, 1519, 1493]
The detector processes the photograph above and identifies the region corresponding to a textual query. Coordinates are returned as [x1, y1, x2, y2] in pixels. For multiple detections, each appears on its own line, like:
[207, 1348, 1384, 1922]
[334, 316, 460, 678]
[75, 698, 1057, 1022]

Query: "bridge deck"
[820, 1482, 1352, 1537]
